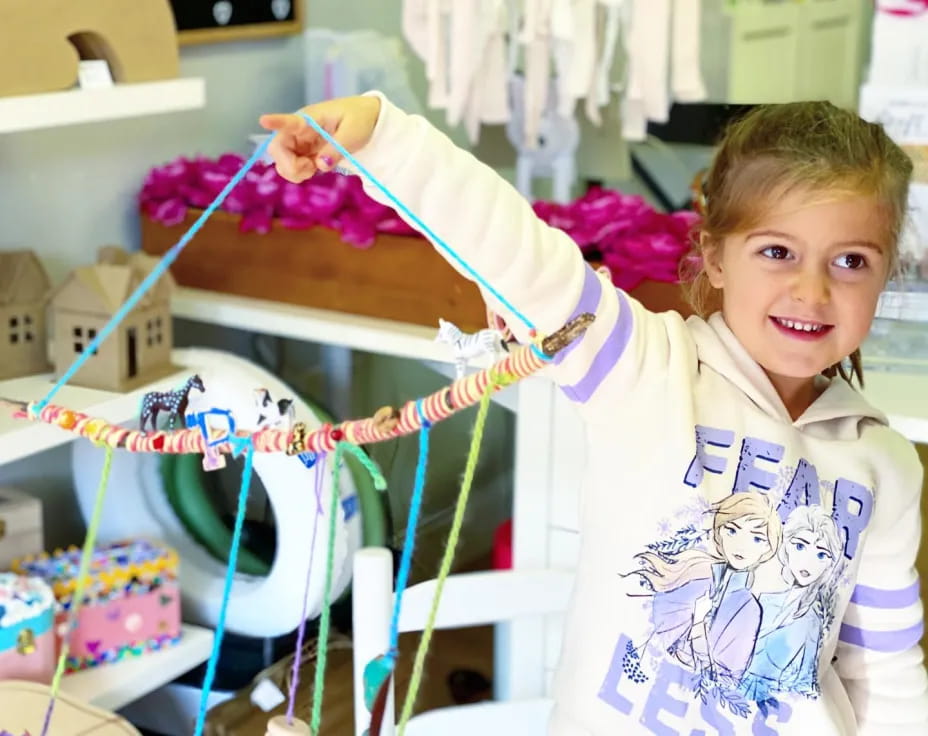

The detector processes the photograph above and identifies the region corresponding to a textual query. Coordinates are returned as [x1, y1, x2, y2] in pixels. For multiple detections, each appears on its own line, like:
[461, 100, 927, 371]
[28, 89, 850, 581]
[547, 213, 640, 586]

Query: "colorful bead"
[58, 410, 76, 429]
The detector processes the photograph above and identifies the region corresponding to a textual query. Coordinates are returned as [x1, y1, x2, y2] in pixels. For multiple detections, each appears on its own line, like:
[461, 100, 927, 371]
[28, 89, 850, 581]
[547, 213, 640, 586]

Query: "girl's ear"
[702, 235, 725, 290]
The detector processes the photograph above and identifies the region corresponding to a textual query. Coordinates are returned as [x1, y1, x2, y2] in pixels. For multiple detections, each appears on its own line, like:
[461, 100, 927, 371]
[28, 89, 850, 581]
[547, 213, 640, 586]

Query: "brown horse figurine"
[139, 374, 205, 432]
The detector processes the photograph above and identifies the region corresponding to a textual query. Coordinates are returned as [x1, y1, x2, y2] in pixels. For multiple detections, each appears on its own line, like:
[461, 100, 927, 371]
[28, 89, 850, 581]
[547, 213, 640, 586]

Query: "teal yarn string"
[385, 400, 431, 661]
[38, 134, 277, 411]
[193, 440, 256, 736]
[297, 110, 550, 362]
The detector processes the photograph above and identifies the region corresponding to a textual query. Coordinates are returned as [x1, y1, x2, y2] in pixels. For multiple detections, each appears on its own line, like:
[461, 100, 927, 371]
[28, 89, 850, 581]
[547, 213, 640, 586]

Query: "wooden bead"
[266, 715, 312, 736]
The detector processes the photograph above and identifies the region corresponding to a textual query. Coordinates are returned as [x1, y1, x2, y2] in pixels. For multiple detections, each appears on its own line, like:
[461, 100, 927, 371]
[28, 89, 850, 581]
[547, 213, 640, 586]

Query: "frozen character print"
[740, 505, 844, 706]
[625, 492, 783, 685]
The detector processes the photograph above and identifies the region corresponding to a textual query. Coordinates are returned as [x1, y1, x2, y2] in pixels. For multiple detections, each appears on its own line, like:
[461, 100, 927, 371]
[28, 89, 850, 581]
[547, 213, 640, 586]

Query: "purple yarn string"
[287, 453, 327, 723]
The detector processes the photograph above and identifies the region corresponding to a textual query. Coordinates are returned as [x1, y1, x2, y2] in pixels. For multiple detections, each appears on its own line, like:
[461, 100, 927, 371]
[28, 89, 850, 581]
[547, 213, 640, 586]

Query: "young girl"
[260, 95, 928, 734]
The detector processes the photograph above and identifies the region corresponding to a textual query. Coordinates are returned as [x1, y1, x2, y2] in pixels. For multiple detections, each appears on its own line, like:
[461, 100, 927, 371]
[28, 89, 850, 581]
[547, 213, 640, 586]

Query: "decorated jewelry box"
[0, 573, 56, 683]
[12, 540, 181, 673]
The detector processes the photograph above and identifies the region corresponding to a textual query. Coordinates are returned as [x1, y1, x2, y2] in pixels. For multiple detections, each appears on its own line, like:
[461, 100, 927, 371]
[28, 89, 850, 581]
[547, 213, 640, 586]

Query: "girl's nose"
[791, 269, 830, 305]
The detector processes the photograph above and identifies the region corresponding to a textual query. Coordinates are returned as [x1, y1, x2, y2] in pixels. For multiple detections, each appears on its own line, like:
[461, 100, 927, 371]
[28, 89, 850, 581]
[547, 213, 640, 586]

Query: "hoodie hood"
[687, 312, 888, 438]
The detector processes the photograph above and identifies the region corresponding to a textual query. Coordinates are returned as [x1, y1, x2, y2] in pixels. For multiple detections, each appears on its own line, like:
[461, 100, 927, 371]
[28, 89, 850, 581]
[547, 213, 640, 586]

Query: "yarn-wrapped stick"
[3, 313, 594, 455]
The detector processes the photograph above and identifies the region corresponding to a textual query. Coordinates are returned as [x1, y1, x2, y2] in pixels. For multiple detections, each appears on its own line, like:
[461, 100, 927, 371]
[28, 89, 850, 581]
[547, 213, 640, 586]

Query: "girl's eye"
[816, 551, 829, 560]
[761, 245, 791, 260]
[793, 542, 806, 551]
[725, 527, 736, 536]
[753, 536, 765, 544]
[834, 253, 867, 270]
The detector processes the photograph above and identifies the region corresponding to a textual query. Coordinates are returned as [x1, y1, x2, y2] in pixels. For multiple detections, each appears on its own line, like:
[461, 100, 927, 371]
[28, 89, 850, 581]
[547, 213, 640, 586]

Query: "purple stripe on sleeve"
[838, 620, 925, 653]
[552, 264, 603, 366]
[560, 289, 634, 404]
[850, 580, 921, 610]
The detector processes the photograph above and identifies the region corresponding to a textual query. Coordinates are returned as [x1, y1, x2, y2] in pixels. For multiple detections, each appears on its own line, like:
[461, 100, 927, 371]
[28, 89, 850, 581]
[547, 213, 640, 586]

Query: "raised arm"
[347, 93, 592, 342]
[261, 93, 682, 414]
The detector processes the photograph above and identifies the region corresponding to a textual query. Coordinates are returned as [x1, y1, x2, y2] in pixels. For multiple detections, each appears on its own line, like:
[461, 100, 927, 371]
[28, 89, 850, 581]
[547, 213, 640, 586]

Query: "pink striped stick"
[2, 314, 593, 456]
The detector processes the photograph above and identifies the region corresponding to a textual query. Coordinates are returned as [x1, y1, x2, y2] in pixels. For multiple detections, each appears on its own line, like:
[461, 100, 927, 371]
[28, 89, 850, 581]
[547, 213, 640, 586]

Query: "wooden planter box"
[140, 209, 694, 333]
[140, 210, 488, 332]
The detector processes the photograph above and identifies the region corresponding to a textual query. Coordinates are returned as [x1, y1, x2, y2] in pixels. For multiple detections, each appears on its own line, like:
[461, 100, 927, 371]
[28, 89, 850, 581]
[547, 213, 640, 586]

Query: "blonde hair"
[633, 492, 783, 593]
[681, 102, 914, 387]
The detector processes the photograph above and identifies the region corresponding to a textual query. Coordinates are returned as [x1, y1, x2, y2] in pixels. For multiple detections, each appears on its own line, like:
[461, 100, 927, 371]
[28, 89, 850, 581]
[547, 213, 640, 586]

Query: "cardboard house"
[0, 251, 52, 381]
[49, 247, 175, 392]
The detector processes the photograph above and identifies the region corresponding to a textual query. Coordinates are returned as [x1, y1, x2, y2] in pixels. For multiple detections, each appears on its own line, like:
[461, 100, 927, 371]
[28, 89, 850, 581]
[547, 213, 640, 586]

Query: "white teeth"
[777, 318, 823, 333]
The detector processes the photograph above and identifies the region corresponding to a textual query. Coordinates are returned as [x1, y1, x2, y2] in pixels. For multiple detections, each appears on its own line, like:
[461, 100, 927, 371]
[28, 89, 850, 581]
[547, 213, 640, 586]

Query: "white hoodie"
[347, 94, 928, 735]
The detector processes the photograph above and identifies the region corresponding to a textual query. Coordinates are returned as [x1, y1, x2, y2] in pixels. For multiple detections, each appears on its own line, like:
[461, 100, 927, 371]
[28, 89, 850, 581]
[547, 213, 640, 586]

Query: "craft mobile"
[0, 113, 594, 736]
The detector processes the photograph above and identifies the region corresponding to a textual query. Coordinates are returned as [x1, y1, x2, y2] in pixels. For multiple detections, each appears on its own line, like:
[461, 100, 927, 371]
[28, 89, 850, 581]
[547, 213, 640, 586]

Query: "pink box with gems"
[11, 540, 182, 673]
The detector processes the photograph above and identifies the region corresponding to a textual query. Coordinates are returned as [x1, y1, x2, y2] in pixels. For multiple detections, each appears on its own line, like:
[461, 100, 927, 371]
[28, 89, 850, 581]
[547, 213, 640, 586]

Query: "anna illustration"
[626, 492, 783, 683]
[740, 505, 843, 702]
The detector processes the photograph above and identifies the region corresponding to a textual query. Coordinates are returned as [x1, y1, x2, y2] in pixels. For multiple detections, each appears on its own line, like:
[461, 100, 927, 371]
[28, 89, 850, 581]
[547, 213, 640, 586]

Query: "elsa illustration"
[626, 492, 783, 683]
[740, 505, 843, 702]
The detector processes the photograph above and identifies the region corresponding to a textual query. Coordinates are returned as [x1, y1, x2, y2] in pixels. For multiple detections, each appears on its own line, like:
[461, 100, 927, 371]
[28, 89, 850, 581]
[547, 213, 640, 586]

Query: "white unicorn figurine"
[436, 318, 509, 379]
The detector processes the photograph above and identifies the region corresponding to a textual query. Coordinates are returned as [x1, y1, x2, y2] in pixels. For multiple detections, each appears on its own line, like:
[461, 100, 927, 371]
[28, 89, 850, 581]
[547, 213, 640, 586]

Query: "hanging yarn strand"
[297, 112, 540, 342]
[40, 442, 115, 736]
[389, 401, 432, 656]
[285, 453, 327, 725]
[309, 442, 348, 733]
[360, 402, 434, 734]
[193, 441, 257, 736]
[304, 443, 386, 733]
[36, 136, 276, 412]
[396, 373, 502, 733]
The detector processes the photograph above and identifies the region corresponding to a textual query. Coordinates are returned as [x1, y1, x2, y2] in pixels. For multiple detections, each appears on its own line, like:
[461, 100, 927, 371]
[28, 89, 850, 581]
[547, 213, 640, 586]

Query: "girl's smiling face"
[720, 516, 773, 570]
[786, 531, 835, 587]
[703, 190, 891, 416]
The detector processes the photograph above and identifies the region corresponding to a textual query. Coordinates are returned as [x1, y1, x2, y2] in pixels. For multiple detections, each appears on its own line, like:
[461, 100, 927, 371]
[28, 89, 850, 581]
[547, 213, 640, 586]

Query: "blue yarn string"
[297, 111, 550, 363]
[385, 400, 431, 662]
[193, 440, 256, 736]
[37, 134, 278, 411]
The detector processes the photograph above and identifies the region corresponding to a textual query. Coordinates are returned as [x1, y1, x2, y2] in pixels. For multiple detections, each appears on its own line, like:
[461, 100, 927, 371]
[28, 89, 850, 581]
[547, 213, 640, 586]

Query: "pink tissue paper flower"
[140, 159, 700, 288]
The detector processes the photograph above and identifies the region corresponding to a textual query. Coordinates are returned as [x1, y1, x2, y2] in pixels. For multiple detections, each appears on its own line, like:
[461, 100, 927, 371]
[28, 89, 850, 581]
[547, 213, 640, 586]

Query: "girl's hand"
[258, 95, 381, 183]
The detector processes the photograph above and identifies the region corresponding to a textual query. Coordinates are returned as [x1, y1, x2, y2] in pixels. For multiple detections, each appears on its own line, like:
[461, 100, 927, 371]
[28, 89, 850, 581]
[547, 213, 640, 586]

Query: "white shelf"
[173, 289, 928, 445]
[172, 288, 462, 365]
[60, 624, 214, 712]
[0, 358, 194, 466]
[0, 78, 206, 135]
[172, 288, 520, 410]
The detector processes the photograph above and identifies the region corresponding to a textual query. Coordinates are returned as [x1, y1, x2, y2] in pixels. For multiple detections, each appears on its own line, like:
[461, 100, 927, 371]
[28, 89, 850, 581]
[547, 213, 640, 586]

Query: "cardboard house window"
[8, 314, 34, 345]
[73, 326, 98, 356]
[146, 316, 163, 347]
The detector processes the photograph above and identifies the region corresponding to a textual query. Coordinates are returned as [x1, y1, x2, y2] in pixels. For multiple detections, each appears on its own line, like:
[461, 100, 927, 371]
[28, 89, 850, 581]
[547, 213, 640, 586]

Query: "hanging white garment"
[551, 0, 599, 120]
[621, 0, 670, 140]
[402, 0, 452, 109]
[585, 0, 623, 126]
[446, 0, 510, 143]
[620, 0, 705, 140]
[519, 0, 554, 148]
[671, 0, 707, 102]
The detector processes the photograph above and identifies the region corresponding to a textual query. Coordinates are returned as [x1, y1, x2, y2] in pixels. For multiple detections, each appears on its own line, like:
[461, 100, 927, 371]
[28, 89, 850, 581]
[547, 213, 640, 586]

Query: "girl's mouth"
[770, 316, 834, 341]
